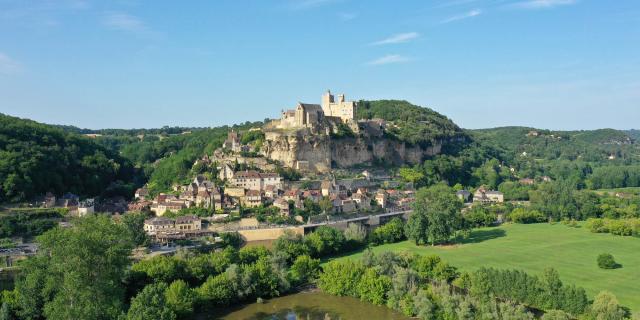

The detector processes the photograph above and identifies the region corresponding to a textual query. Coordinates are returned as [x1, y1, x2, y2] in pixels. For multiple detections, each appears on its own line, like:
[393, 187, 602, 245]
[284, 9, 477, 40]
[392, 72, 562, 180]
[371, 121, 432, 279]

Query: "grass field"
[331, 223, 640, 311]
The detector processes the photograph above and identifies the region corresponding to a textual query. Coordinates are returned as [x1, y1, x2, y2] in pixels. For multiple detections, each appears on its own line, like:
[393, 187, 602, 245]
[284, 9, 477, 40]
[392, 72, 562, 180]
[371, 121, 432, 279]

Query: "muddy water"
[207, 291, 411, 320]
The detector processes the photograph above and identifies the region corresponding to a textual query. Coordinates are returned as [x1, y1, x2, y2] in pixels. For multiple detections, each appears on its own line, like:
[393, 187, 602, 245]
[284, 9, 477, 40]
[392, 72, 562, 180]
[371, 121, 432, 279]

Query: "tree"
[405, 210, 429, 245]
[196, 274, 235, 306]
[122, 212, 149, 246]
[272, 230, 310, 263]
[597, 253, 619, 269]
[590, 291, 626, 320]
[127, 283, 176, 320]
[357, 268, 392, 305]
[289, 255, 320, 285]
[541, 310, 571, 320]
[343, 223, 367, 244]
[399, 167, 425, 186]
[14, 215, 134, 320]
[318, 260, 365, 297]
[164, 280, 196, 317]
[304, 226, 345, 257]
[132, 255, 187, 283]
[542, 268, 563, 310]
[319, 197, 334, 214]
[373, 217, 405, 244]
[408, 184, 463, 245]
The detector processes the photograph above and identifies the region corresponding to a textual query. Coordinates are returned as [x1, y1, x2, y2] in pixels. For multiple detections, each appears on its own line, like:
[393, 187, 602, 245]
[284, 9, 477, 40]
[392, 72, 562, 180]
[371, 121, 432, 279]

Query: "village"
[124, 91, 509, 243]
[13, 91, 516, 247]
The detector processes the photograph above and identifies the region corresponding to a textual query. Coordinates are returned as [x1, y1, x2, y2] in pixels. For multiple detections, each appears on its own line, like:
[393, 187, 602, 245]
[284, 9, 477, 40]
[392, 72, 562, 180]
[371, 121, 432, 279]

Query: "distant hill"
[626, 129, 640, 140]
[0, 113, 137, 202]
[470, 126, 639, 164]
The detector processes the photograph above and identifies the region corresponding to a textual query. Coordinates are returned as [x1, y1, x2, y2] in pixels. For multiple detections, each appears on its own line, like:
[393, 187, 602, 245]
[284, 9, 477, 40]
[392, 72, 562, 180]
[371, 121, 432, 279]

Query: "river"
[206, 291, 411, 320]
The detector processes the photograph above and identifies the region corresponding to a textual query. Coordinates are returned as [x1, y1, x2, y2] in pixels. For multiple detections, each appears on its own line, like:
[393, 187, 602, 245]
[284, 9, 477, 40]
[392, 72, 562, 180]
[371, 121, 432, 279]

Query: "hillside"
[0, 113, 137, 202]
[470, 126, 639, 164]
[357, 100, 466, 147]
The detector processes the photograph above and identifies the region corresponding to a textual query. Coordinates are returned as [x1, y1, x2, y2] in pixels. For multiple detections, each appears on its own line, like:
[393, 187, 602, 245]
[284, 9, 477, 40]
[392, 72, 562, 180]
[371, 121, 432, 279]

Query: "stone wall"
[236, 226, 304, 241]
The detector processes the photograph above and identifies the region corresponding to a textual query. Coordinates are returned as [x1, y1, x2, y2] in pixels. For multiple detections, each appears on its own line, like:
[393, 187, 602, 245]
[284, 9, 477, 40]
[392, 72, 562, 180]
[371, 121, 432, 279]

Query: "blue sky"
[0, 0, 638, 130]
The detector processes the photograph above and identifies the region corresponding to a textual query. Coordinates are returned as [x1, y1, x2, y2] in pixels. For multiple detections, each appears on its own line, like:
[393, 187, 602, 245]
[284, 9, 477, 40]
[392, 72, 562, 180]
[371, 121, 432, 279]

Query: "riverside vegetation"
[0, 184, 635, 319]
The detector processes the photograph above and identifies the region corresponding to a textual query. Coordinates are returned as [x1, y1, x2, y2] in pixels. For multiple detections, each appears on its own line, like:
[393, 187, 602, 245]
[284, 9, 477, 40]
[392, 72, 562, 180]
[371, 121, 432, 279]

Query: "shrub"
[597, 253, 619, 269]
[509, 208, 546, 224]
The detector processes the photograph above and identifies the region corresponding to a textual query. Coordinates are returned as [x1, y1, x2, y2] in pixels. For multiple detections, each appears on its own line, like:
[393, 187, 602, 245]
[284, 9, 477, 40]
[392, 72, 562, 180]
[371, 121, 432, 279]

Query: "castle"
[276, 90, 357, 129]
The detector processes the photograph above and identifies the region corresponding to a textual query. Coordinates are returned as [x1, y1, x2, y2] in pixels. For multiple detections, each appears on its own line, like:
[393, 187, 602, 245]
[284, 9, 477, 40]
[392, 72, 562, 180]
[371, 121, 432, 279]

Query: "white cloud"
[512, 0, 577, 9]
[103, 12, 146, 33]
[338, 12, 357, 21]
[441, 9, 482, 23]
[371, 32, 420, 46]
[290, 0, 338, 10]
[0, 53, 22, 75]
[366, 54, 410, 66]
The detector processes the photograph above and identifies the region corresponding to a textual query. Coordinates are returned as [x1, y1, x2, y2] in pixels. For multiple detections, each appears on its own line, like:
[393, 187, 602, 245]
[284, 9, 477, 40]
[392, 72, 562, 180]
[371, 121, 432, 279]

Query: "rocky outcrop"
[261, 130, 443, 173]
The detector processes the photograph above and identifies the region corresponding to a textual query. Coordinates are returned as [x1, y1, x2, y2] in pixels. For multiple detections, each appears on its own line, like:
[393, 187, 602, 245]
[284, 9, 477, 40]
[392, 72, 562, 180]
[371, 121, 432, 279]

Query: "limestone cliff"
[261, 130, 443, 173]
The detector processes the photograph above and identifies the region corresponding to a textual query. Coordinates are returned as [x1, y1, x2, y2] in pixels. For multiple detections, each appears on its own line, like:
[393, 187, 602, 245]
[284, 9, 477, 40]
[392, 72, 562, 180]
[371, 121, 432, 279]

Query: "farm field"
[332, 223, 640, 311]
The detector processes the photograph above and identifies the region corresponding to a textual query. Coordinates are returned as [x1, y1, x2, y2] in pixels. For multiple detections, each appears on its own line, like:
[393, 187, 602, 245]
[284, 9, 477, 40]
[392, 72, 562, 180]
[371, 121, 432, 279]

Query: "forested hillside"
[357, 100, 466, 147]
[90, 121, 264, 195]
[468, 126, 640, 189]
[0, 114, 137, 202]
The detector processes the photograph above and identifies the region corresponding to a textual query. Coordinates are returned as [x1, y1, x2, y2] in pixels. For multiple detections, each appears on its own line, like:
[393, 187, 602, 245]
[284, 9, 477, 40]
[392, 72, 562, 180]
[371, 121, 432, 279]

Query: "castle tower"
[321, 90, 334, 114]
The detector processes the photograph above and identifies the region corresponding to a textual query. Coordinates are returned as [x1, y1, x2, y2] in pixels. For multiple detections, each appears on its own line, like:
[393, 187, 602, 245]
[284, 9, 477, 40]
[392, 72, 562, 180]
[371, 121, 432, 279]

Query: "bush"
[587, 218, 640, 236]
[509, 208, 546, 224]
[597, 253, 619, 269]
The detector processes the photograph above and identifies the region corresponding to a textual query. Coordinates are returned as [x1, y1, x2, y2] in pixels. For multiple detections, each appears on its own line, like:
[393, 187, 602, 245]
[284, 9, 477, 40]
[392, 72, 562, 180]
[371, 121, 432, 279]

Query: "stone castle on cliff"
[261, 90, 443, 173]
[275, 90, 357, 130]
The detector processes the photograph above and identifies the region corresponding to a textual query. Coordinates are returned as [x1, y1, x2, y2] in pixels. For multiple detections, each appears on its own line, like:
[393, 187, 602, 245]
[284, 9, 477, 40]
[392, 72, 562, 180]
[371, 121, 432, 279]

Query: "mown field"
[332, 223, 640, 311]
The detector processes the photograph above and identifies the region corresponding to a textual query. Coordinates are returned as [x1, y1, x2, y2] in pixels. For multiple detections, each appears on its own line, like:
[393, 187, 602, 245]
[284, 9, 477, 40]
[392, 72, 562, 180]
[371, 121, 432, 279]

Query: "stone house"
[473, 188, 504, 204]
[242, 190, 263, 207]
[218, 163, 235, 181]
[231, 170, 282, 191]
[456, 190, 472, 203]
[375, 191, 388, 209]
[264, 185, 278, 199]
[135, 187, 149, 200]
[175, 215, 202, 231]
[352, 192, 371, 210]
[144, 217, 175, 235]
[273, 198, 290, 216]
[154, 200, 186, 216]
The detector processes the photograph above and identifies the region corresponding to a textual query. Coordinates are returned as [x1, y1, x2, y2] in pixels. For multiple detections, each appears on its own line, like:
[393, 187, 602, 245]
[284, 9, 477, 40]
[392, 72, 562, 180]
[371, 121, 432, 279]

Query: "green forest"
[0, 114, 137, 202]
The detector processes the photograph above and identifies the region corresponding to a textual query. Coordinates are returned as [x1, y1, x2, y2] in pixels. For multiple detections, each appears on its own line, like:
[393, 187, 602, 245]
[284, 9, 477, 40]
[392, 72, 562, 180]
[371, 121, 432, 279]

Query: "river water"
[207, 291, 411, 320]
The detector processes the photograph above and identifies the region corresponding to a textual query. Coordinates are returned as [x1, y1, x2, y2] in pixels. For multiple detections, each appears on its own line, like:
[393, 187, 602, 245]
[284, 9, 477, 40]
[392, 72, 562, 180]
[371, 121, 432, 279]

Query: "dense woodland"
[0, 114, 137, 202]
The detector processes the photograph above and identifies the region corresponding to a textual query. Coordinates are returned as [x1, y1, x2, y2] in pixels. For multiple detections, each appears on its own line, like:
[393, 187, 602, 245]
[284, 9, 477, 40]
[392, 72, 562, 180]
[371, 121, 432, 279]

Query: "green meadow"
[332, 223, 640, 311]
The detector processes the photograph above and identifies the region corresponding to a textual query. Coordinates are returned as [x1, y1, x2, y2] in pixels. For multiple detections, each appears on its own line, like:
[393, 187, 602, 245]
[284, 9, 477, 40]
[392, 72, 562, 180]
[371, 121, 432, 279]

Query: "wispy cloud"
[366, 54, 410, 66]
[511, 0, 577, 9]
[103, 12, 147, 33]
[0, 52, 22, 75]
[441, 9, 482, 23]
[338, 12, 357, 21]
[371, 32, 420, 46]
[290, 0, 338, 10]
